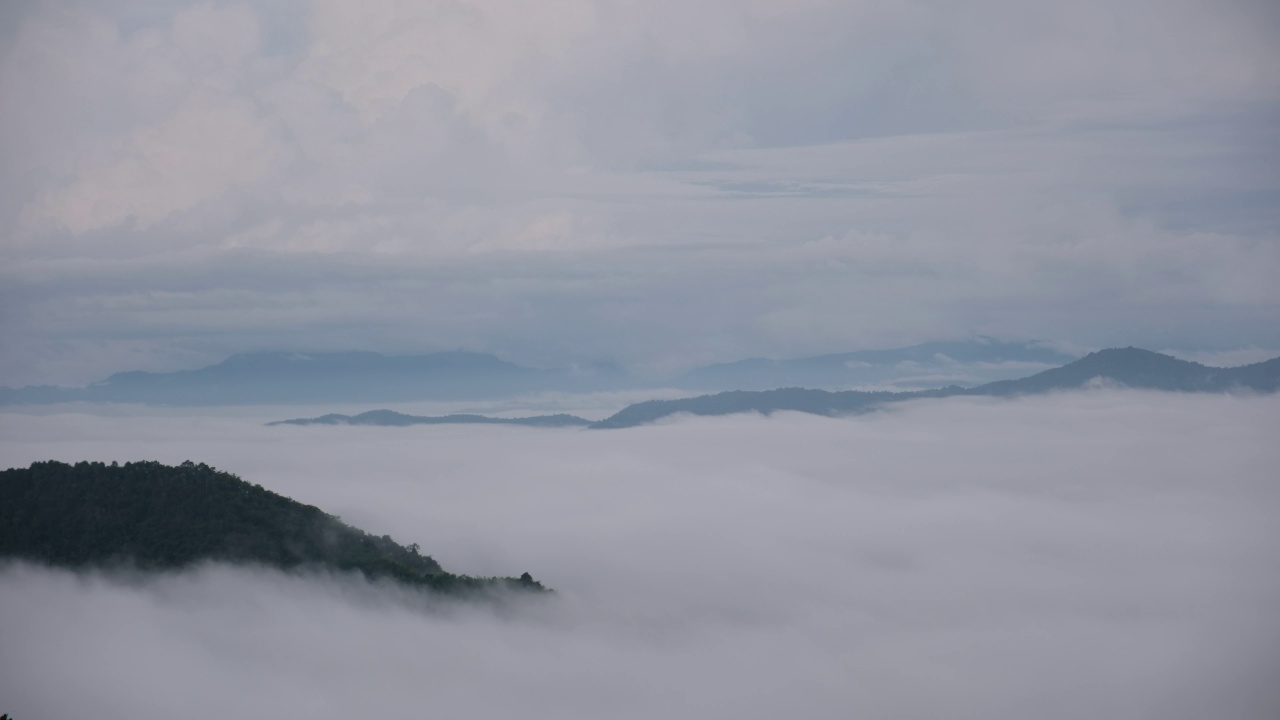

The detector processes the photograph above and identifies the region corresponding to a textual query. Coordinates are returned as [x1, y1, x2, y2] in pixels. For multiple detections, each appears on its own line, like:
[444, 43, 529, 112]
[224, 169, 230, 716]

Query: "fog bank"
[2, 392, 1278, 719]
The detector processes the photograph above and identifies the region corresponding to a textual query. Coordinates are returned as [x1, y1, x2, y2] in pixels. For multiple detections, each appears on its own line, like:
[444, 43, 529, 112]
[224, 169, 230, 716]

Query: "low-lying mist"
[2, 391, 1278, 719]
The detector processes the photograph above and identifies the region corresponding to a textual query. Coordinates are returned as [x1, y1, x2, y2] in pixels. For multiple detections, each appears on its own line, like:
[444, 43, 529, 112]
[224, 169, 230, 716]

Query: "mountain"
[590, 348, 1280, 428]
[971, 347, 1280, 395]
[269, 410, 591, 427]
[0, 351, 623, 406]
[0, 460, 547, 596]
[3, 342, 1267, 408]
[677, 338, 1077, 391]
[0, 339, 1071, 407]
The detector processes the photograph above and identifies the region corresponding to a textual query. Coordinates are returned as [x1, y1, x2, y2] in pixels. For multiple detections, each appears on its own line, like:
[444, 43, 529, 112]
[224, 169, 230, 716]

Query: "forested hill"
[0, 460, 547, 595]
[589, 348, 1280, 428]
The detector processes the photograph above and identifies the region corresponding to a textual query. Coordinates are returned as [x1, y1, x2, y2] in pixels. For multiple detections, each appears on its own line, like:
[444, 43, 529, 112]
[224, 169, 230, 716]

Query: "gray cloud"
[1, 0, 1278, 385]
[1, 391, 1279, 718]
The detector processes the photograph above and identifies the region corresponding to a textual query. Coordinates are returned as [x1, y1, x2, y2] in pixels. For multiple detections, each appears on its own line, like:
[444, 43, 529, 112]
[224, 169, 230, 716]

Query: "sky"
[2, 391, 1278, 718]
[1, 0, 1279, 386]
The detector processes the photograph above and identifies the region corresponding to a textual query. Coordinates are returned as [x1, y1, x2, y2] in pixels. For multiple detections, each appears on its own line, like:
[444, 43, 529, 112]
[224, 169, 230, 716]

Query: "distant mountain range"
[0, 351, 625, 405]
[0, 339, 1074, 406]
[675, 338, 1077, 391]
[590, 348, 1280, 428]
[0, 460, 547, 596]
[264, 348, 1280, 429]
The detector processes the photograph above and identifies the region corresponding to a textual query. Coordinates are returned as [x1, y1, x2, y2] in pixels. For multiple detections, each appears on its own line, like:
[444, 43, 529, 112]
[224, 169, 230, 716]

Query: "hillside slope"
[0, 460, 546, 595]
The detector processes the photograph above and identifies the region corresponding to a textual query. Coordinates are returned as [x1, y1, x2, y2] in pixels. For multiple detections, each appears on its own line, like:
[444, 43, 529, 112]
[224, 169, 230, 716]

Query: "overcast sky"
[2, 392, 1278, 718]
[1, 0, 1278, 385]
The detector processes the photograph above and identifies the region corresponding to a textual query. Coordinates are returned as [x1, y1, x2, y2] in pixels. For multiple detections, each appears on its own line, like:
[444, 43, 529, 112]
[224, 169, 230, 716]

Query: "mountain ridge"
[0, 339, 1082, 406]
[1, 351, 574, 405]
[676, 337, 1076, 391]
[256, 347, 1280, 430]
[589, 347, 1280, 428]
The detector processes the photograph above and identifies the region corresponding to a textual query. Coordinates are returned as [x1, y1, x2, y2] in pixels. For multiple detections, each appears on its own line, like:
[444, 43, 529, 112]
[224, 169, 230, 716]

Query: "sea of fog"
[2, 391, 1278, 719]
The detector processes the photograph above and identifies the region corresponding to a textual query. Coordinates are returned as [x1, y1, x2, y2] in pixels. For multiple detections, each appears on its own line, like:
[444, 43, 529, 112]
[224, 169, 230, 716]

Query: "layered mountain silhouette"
[258, 348, 1280, 429]
[0, 460, 548, 596]
[0, 339, 1073, 406]
[0, 351, 626, 406]
[589, 348, 1280, 428]
[675, 338, 1076, 391]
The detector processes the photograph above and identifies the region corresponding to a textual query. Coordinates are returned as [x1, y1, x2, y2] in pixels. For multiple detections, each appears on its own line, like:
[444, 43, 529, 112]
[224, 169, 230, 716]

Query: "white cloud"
[172, 2, 262, 68]
[1, 392, 1278, 718]
[27, 91, 293, 233]
[6, 3, 292, 235]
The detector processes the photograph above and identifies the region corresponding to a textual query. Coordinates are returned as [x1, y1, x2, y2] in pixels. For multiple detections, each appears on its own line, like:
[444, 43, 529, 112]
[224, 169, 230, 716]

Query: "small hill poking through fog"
[0, 460, 547, 596]
[974, 347, 1280, 394]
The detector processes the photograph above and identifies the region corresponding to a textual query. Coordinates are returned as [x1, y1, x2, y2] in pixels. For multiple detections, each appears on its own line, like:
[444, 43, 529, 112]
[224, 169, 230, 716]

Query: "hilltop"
[0, 460, 547, 596]
[972, 347, 1280, 395]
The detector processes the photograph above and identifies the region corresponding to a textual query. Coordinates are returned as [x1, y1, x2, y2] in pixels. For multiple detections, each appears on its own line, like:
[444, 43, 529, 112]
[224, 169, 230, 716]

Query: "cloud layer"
[1, 0, 1278, 384]
[2, 391, 1278, 718]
